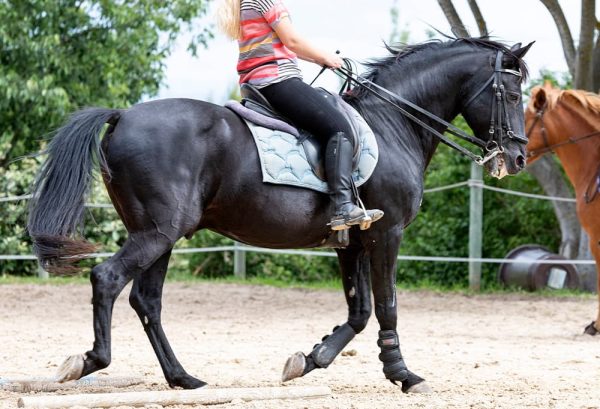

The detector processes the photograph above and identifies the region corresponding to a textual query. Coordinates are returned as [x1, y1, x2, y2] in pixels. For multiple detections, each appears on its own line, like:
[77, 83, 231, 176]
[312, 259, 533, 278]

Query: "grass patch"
[0, 274, 593, 299]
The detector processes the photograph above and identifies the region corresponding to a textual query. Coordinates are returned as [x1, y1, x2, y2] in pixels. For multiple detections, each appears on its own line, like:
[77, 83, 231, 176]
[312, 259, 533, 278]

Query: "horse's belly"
[201, 183, 332, 249]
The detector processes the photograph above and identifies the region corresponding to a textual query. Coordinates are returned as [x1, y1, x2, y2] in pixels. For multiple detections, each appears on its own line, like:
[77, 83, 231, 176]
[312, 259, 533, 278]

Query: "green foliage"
[525, 69, 573, 95]
[180, 230, 339, 283]
[0, 0, 212, 164]
[397, 116, 559, 289]
[0, 0, 213, 274]
[0, 157, 39, 276]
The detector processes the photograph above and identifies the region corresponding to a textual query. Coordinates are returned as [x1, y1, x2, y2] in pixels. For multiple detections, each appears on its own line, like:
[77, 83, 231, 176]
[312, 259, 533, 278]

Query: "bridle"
[462, 51, 529, 151]
[324, 49, 527, 165]
[526, 103, 600, 158]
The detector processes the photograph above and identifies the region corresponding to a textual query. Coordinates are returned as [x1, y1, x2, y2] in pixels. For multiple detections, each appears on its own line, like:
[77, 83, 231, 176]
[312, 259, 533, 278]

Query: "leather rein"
[321, 50, 526, 166]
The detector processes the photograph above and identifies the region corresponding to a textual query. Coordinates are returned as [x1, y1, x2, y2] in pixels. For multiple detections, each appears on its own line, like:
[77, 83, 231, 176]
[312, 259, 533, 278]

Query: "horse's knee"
[90, 263, 128, 300]
[349, 307, 372, 333]
[90, 261, 129, 296]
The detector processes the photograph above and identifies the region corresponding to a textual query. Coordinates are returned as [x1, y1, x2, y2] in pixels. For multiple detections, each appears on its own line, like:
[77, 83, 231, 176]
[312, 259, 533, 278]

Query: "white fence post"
[469, 163, 483, 291]
[233, 242, 246, 279]
[37, 263, 49, 280]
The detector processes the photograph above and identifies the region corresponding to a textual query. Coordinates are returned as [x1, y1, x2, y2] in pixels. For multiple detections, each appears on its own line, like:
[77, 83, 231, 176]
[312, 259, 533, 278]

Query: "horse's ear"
[510, 43, 522, 52]
[533, 87, 547, 110]
[511, 41, 535, 59]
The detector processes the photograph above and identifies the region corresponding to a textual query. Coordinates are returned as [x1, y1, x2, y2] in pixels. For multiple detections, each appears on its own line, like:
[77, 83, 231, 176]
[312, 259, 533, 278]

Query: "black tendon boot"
[325, 132, 383, 230]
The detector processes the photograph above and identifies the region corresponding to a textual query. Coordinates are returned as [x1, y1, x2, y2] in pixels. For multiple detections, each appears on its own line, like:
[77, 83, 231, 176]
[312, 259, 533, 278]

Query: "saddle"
[229, 83, 361, 181]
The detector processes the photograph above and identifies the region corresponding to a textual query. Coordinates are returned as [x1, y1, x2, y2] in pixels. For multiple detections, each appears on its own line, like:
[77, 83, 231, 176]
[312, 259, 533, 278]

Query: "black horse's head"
[460, 41, 534, 178]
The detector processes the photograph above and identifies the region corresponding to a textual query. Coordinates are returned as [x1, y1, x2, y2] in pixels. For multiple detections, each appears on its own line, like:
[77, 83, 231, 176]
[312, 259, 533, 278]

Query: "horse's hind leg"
[56, 233, 175, 382]
[282, 241, 372, 381]
[129, 250, 205, 388]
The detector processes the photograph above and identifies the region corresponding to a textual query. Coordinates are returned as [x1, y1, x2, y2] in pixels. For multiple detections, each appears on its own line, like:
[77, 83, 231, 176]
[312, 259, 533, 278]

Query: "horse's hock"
[498, 244, 579, 291]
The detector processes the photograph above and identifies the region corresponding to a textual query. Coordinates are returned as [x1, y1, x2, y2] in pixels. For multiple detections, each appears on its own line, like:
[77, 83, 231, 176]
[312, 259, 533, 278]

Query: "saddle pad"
[244, 107, 378, 193]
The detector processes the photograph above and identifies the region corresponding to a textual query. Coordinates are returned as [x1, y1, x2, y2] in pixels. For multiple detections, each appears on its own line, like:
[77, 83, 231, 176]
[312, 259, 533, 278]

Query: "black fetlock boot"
[325, 132, 383, 231]
[378, 329, 408, 384]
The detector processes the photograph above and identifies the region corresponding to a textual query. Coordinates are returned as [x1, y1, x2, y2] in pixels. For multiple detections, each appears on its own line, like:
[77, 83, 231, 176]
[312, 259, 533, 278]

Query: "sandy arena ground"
[0, 282, 599, 408]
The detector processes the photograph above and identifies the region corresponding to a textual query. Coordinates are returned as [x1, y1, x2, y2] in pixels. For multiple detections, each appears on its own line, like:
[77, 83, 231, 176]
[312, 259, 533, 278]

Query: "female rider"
[217, 0, 383, 230]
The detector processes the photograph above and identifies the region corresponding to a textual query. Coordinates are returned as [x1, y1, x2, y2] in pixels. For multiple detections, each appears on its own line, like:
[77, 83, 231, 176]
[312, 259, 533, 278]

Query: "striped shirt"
[238, 0, 303, 88]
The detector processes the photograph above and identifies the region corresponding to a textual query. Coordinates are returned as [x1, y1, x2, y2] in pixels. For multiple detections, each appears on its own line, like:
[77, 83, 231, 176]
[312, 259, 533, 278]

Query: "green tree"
[0, 0, 214, 275]
[0, 0, 213, 165]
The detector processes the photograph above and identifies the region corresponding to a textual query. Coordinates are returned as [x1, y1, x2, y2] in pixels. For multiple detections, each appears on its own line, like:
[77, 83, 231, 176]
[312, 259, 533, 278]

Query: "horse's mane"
[347, 36, 529, 100]
[528, 85, 600, 116]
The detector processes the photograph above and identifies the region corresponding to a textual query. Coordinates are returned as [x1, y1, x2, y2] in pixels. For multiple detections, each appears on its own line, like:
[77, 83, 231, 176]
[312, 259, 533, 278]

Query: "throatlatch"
[378, 329, 408, 384]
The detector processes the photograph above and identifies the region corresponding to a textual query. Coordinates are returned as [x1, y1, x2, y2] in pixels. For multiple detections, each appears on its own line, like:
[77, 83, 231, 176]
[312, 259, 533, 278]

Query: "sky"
[157, 0, 596, 104]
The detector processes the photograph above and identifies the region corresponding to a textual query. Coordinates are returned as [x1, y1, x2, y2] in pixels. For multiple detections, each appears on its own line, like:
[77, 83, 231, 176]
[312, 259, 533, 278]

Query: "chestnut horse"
[526, 83, 600, 335]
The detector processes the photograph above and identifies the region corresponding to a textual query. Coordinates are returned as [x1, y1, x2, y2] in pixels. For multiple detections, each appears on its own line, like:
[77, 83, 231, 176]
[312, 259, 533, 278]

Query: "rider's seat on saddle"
[239, 83, 284, 120]
[238, 83, 361, 180]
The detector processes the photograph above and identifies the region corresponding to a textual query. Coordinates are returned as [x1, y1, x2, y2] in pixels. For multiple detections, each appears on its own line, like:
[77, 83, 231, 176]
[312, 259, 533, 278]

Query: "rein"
[526, 106, 600, 158]
[318, 50, 525, 166]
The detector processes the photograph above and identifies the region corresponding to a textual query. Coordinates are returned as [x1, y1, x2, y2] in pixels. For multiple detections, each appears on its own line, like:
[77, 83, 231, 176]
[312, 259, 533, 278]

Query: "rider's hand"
[321, 53, 344, 69]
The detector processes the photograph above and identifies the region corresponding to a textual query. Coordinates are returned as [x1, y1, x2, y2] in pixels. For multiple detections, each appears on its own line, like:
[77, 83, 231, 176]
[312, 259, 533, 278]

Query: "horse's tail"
[27, 108, 122, 275]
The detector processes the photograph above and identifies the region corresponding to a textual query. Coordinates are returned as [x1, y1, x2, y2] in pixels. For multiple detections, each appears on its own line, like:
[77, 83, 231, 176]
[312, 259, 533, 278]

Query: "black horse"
[28, 38, 532, 393]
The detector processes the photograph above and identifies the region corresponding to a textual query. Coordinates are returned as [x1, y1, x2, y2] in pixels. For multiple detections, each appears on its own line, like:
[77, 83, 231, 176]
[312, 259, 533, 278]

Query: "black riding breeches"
[260, 77, 353, 144]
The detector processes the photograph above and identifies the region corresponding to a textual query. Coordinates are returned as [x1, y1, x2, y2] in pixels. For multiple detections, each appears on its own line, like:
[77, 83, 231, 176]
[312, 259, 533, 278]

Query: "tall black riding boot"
[325, 132, 383, 230]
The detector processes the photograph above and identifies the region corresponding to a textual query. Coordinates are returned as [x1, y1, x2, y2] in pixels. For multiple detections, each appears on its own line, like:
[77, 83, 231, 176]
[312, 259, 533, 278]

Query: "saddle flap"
[236, 84, 364, 181]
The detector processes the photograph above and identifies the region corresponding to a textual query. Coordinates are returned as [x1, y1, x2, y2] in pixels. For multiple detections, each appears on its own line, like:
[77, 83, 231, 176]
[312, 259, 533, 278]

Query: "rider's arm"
[273, 17, 343, 69]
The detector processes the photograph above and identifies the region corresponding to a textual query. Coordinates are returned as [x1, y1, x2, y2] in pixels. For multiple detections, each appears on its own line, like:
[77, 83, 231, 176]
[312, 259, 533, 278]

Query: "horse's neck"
[548, 103, 600, 189]
[358, 57, 465, 166]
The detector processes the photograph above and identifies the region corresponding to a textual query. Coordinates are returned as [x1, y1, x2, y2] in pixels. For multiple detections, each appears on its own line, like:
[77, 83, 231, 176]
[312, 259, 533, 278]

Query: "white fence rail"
[1, 166, 592, 288]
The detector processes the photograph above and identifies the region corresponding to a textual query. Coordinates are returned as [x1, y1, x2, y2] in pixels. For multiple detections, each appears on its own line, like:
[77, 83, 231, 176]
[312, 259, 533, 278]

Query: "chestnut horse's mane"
[528, 85, 600, 127]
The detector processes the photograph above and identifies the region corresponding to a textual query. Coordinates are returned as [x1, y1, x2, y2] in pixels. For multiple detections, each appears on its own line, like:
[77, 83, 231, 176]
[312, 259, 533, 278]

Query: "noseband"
[463, 51, 528, 155]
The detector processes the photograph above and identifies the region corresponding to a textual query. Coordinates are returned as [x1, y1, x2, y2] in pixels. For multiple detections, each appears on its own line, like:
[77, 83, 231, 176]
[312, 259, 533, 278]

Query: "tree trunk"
[467, 0, 488, 37]
[437, 0, 469, 37]
[578, 229, 598, 292]
[592, 30, 600, 93]
[539, 0, 577, 76]
[574, 0, 597, 90]
[527, 156, 580, 259]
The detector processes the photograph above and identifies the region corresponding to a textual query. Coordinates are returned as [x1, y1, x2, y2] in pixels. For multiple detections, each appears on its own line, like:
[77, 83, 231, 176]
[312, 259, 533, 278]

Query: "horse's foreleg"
[282, 243, 372, 382]
[584, 238, 600, 335]
[129, 250, 206, 389]
[367, 226, 430, 393]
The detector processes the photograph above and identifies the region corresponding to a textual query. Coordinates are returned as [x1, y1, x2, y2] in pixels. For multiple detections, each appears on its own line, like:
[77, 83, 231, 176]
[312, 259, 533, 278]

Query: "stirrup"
[329, 208, 383, 231]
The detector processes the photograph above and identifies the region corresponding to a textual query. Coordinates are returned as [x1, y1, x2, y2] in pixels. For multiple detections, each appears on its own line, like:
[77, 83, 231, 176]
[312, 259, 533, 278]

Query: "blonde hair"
[216, 0, 241, 40]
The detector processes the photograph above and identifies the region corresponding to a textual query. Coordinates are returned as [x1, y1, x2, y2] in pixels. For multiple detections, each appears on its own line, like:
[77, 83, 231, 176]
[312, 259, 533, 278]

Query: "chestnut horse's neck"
[541, 99, 600, 191]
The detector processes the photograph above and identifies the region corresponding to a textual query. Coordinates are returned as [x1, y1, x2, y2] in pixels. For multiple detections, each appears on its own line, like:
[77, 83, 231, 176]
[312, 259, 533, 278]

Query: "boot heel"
[330, 218, 350, 231]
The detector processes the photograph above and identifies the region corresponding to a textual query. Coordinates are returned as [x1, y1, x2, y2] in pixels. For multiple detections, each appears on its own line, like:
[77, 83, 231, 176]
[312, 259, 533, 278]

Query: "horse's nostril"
[515, 155, 526, 169]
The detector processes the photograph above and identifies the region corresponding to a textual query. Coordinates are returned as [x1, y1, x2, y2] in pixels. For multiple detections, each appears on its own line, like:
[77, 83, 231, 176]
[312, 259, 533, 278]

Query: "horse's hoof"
[583, 321, 599, 336]
[55, 354, 85, 382]
[168, 374, 207, 389]
[282, 352, 306, 382]
[405, 381, 432, 394]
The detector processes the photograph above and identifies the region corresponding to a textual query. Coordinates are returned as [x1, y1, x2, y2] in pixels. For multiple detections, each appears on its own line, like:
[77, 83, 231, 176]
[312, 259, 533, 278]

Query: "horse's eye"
[507, 92, 520, 104]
